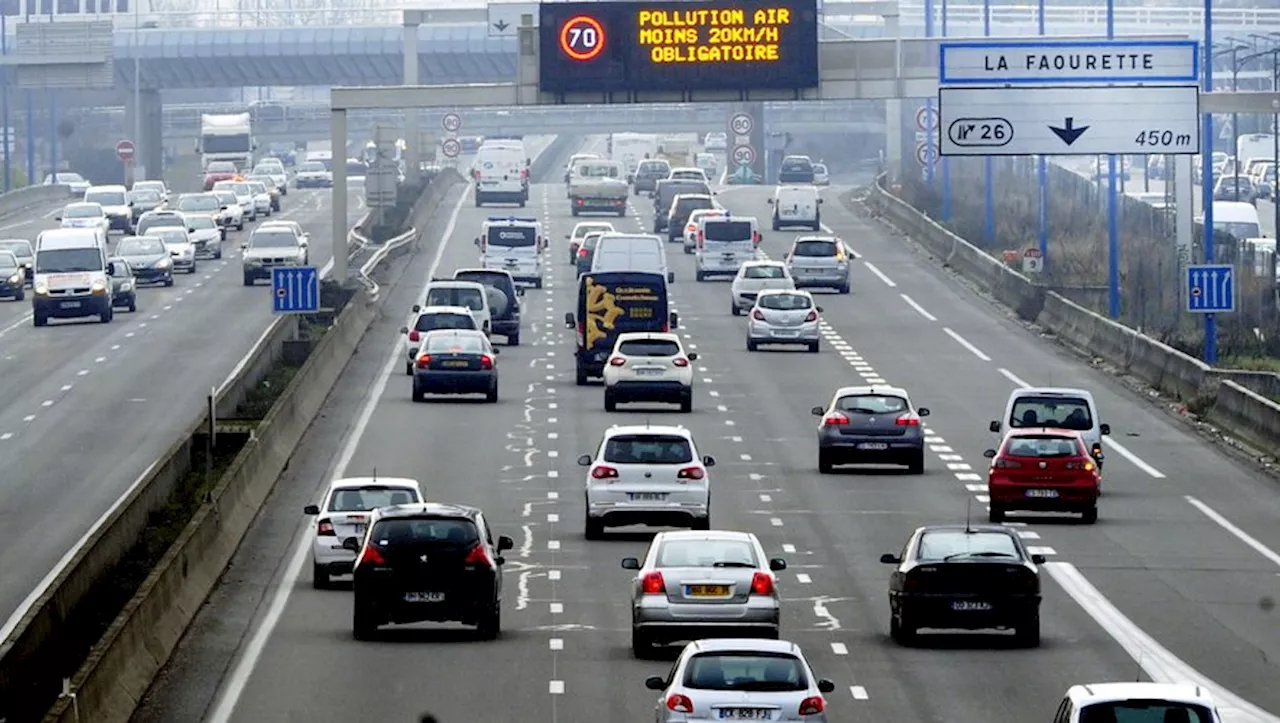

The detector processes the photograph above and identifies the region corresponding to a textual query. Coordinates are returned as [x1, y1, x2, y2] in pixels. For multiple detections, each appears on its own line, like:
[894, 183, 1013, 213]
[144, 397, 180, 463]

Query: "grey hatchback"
[107, 257, 138, 312]
[622, 530, 786, 659]
[812, 385, 929, 474]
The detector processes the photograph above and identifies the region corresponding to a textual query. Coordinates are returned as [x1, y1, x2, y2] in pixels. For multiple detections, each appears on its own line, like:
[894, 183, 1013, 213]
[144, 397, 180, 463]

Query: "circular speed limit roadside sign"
[442, 113, 462, 133]
[732, 145, 756, 166]
[730, 113, 753, 136]
[559, 14, 605, 62]
[442, 138, 461, 158]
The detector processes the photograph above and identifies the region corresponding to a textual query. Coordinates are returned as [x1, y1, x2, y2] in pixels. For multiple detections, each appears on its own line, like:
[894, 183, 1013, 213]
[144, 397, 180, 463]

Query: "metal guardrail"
[357, 223, 418, 301]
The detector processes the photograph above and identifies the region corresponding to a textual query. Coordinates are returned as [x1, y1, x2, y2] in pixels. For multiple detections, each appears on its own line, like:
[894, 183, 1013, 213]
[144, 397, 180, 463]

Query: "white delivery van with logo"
[31, 228, 115, 326]
[476, 216, 546, 288]
[696, 214, 760, 281]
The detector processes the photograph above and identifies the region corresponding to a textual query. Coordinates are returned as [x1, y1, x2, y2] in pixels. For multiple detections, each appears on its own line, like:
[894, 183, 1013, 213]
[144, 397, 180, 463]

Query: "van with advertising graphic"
[565, 271, 678, 385]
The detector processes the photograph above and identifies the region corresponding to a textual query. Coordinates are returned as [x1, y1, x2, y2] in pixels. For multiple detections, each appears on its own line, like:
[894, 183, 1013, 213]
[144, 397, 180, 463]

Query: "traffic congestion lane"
[709, 183, 1280, 715]
[0, 188, 354, 630]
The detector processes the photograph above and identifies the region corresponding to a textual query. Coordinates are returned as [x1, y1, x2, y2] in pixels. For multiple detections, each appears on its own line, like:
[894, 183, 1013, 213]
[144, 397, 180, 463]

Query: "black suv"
[778, 155, 815, 184]
[452, 268, 524, 346]
[345, 503, 514, 640]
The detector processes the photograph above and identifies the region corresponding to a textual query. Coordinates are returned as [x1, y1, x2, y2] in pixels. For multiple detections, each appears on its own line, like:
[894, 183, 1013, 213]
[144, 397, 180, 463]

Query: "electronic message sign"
[538, 0, 820, 95]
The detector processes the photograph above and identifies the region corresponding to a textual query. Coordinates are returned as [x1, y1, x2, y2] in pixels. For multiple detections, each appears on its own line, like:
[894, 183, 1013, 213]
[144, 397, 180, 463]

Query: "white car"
[578, 424, 714, 539]
[1057, 683, 1221, 723]
[812, 162, 830, 186]
[241, 225, 309, 285]
[399, 304, 479, 375]
[132, 179, 170, 203]
[303, 476, 424, 588]
[45, 172, 90, 196]
[603, 332, 696, 413]
[184, 213, 223, 259]
[258, 219, 308, 243]
[669, 167, 709, 183]
[212, 190, 245, 230]
[246, 181, 273, 217]
[703, 132, 728, 151]
[294, 161, 332, 188]
[747, 289, 822, 353]
[251, 161, 288, 195]
[213, 181, 257, 222]
[731, 260, 796, 314]
[83, 185, 133, 233]
[57, 202, 111, 235]
[149, 227, 198, 273]
[682, 208, 726, 255]
[566, 221, 615, 265]
[420, 280, 492, 337]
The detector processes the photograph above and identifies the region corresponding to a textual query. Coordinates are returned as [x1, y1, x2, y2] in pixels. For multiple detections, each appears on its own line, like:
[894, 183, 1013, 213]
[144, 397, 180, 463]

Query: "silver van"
[990, 387, 1110, 468]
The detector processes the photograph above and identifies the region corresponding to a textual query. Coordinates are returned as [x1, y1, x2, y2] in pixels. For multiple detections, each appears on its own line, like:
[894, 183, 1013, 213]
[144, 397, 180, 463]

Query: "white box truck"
[197, 113, 254, 171]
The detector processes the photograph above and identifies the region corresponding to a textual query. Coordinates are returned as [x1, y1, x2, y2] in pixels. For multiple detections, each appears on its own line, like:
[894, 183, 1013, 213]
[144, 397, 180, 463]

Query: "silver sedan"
[622, 530, 786, 658]
[644, 638, 836, 722]
[746, 289, 822, 353]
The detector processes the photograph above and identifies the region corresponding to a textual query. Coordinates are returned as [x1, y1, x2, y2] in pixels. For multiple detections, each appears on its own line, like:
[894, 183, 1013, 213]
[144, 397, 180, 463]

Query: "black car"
[0, 239, 34, 283]
[812, 385, 929, 474]
[632, 160, 671, 195]
[0, 251, 24, 300]
[778, 155, 815, 184]
[880, 524, 1044, 647]
[345, 503, 514, 640]
[575, 232, 606, 276]
[452, 268, 524, 346]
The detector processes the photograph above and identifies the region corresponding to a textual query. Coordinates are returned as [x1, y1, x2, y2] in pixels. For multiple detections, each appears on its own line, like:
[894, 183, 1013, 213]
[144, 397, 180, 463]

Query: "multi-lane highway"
[135, 137, 1280, 723]
[0, 165, 367, 635]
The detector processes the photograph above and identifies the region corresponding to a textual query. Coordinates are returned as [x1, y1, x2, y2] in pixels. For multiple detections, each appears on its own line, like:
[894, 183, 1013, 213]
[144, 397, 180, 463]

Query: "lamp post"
[132, 2, 140, 184]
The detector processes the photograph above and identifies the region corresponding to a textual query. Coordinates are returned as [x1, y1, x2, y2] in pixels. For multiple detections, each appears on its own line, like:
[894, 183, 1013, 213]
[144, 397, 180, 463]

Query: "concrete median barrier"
[0, 184, 73, 218]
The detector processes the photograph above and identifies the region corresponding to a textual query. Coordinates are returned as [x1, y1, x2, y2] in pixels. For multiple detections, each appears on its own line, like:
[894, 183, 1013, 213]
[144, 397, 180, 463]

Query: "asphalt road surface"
[134, 138, 1280, 723]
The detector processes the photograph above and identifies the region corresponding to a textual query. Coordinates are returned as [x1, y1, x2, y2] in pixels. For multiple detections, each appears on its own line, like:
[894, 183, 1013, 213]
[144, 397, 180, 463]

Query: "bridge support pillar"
[402, 10, 422, 177]
[125, 89, 162, 181]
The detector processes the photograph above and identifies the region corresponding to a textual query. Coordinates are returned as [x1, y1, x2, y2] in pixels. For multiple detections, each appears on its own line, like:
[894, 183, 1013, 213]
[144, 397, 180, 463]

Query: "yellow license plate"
[443, 360, 469, 368]
[688, 585, 729, 597]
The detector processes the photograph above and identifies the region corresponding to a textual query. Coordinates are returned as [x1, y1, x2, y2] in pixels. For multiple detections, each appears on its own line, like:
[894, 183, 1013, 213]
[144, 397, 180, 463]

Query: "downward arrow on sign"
[1048, 117, 1090, 146]
[493, 19, 510, 31]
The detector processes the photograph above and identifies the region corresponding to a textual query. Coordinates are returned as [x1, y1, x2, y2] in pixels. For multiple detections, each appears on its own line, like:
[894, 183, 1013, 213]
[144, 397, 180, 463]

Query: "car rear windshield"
[1005, 435, 1082, 458]
[918, 531, 1019, 561]
[426, 287, 484, 310]
[583, 234, 604, 250]
[1078, 702, 1213, 723]
[188, 216, 216, 230]
[675, 197, 714, 213]
[454, 271, 510, 291]
[85, 191, 125, 206]
[416, 313, 476, 332]
[603, 434, 693, 464]
[704, 221, 753, 242]
[758, 293, 811, 311]
[782, 158, 812, 171]
[743, 265, 786, 279]
[1009, 395, 1092, 430]
[65, 205, 101, 218]
[617, 339, 680, 357]
[658, 539, 757, 568]
[683, 653, 807, 692]
[425, 333, 485, 353]
[178, 197, 217, 211]
[639, 162, 669, 175]
[328, 486, 420, 511]
[488, 226, 536, 247]
[0, 241, 30, 258]
[248, 232, 297, 249]
[118, 239, 165, 255]
[574, 225, 612, 240]
[139, 217, 183, 233]
[836, 395, 907, 414]
[792, 240, 837, 257]
[369, 518, 479, 548]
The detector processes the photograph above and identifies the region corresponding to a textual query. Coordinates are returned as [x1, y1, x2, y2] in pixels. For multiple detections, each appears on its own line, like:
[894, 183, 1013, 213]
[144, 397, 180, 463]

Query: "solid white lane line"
[998, 367, 1031, 388]
[863, 262, 897, 287]
[900, 293, 937, 321]
[1105, 438, 1166, 479]
[1186, 495, 1280, 568]
[942, 327, 991, 361]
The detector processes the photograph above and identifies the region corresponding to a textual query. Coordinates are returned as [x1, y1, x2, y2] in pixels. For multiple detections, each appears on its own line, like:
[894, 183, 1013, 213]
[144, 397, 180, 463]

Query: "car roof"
[1067, 683, 1214, 707]
[1011, 387, 1094, 400]
[656, 530, 756, 544]
[422, 328, 487, 340]
[428, 279, 486, 290]
[454, 267, 515, 280]
[833, 385, 910, 398]
[1005, 427, 1086, 440]
[0, 238, 32, 247]
[793, 234, 838, 242]
[687, 638, 801, 655]
[616, 331, 681, 343]
[372, 502, 479, 520]
[604, 423, 692, 438]
[328, 476, 420, 491]
[741, 259, 785, 267]
[417, 305, 474, 316]
[87, 184, 126, 191]
[757, 288, 809, 297]
[66, 202, 102, 210]
[916, 524, 1019, 538]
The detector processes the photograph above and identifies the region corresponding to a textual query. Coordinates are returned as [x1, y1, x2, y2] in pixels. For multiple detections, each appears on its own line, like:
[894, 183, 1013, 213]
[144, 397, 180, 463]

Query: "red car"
[984, 428, 1100, 524]
[202, 162, 240, 190]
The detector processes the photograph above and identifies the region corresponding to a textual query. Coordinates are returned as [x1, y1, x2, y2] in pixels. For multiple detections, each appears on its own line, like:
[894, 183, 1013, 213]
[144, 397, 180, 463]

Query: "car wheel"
[890, 609, 916, 645]
[584, 512, 604, 540]
[684, 245, 694, 255]
[808, 340, 820, 354]
[1081, 506, 1098, 524]
[534, 278, 543, 289]
[215, 248, 223, 259]
[33, 313, 46, 327]
[631, 628, 654, 659]
[604, 389, 617, 412]
[486, 383, 498, 403]
[237, 221, 244, 230]
[312, 563, 330, 590]
[746, 339, 758, 352]
[100, 307, 113, 323]
[352, 597, 378, 640]
[507, 333, 520, 346]
[164, 277, 174, 287]
[731, 303, 740, 316]
[679, 392, 692, 414]
[189, 263, 198, 274]
[1014, 615, 1041, 648]
[696, 270, 706, 282]
[405, 361, 413, 376]
[838, 282, 851, 294]
[908, 451, 924, 475]
[575, 361, 589, 386]
[690, 514, 710, 531]
[988, 505, 1006, 523]
[772, 218, 780, 231]
[242, 273, 253, 287]
[412, 383, 424, 402]
[14, 289, 23, 301]
[127, 298, 137, 313]
[476, 604, 501, 640]
[818, 449, 834, 474]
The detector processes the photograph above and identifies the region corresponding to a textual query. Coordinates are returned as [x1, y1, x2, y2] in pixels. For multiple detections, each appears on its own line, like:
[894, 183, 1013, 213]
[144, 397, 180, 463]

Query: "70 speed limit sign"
[732, 145, 756, 166]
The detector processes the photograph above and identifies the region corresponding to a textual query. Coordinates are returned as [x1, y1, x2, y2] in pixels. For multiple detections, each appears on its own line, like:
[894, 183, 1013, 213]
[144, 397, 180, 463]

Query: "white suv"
[578, 424, 715, 539]
[1056, 683, 1222, 723]
[602, 332, 697, 413]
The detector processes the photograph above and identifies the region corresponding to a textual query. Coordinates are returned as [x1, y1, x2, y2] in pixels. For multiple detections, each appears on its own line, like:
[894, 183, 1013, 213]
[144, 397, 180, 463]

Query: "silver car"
[644, 638, 836, 722]
[784, 235, 850, 294]
[746, 289, 822, 353]
[622, 530, 786, 658]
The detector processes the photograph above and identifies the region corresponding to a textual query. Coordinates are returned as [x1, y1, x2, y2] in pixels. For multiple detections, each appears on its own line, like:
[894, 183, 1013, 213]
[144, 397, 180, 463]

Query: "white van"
[1199, 201, 1262, 240]
[769, 185, 823, 231]
[474, 142, 529, 207]
[989, 387, 1111, 470]
[590, 233, 674, 283]
[31, 228, 116, 326]
[696, 214, 760, 281]
[475, 216, 547, 288]
[419, 280, 492, 336]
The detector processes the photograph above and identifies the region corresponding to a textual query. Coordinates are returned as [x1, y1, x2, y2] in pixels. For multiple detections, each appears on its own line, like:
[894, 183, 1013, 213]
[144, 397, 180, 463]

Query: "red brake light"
[672, 357, 689, 367]
[822, 412, 849, 426]
[416, 354, 431, 368]
[609, 356, 627, 366]
[994, 458, 1023, 469]
[408, 330, 420, 342]
[805, 310, 818, 322]
[750, 571, 774, 595]
[752, 309, 765, 321]
[578, 247, 589, 257]
[576, 198, 584, 205]
[799, 696, 825, 715]
[480, 354, 494, 370]
[463, 541, 493, 567]
[317, 520, 335, 536]
[591, 465, 619, 479]
[642, 571, 666, 595]
[895, 413, 920, 426]
[677, 466, 704, 480]
[665, 693, 693, 713]
[359, 543, 385, 566]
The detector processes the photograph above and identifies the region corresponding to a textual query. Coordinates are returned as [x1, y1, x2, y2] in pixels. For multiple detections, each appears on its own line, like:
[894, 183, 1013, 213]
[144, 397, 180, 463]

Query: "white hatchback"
[399, 304, 479, 374]
[602, 332, 697, 413]
[682, 208, 726, 255]
[730, 260, 795, 315]
[303, 476, 423, 588]
[747, 289, 822, 353]
[579, 424, 715, 539]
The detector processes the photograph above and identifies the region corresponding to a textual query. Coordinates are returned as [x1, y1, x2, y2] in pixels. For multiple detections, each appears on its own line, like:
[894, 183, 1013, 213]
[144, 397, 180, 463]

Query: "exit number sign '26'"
[538, 0, 820, 95]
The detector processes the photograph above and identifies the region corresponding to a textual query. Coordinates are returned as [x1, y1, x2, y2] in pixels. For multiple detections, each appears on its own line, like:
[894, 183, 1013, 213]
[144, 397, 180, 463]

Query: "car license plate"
[404, 592, 445, 603]
[1025, 489, 1060, 498]
[772, 329, 799, 338]
[628, 492, 667, 501]
[719, 709, 770, 720]
[951, 600, 992, 611]
[636, 368, 663, 376]
[60, 301, 81, 309]
[443, 360, 469, 368]
[857, 442, 889, 450]
[687, 584, 730, 597]
[352, 525, 365, 536]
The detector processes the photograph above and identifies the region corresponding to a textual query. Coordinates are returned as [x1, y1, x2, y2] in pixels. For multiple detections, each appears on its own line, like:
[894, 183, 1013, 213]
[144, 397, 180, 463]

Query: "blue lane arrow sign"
[1185, 264, 1235, 314]
[272, 266, 320, 314]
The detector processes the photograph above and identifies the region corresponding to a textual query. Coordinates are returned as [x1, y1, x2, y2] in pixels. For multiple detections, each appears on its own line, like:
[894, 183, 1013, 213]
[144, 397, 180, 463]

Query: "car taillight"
[672, 357, 689, 367]
[799, 696, 825, 715]
[643, 571, 666, 595]
[665, 693, 693, 712]
[677, 466, 704, 480]
[752, 309, 765, 321]
[576, 198, 584, 205]
[609, 356, 627, 366]
[317, 520, 335, 536]
[359, 544, 385, 566]
[687, 223, 697, 232]
[463, 541, 494, 567]
[822, 413, 849, 426]
[895, 412, 920, 426]
[994, 458, 1023, 469]
[408, 330, 420, 342]
[753, 231, 761, 246]
[805, 310, 818, 322]
[1091, 443, 1103, 457]
[750, 571, 774, 595]
[416, 354, 431, 368]
[480, 355, 494, 370]
[578, 247, 589, 257]
[591, 465, 619, 479]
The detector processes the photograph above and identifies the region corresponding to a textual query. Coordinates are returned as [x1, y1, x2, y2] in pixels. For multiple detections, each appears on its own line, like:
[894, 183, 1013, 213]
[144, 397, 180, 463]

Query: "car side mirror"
[645, 676, 666, 691]
[303, 504, 320, 515]
[1099, 423, 1111, 436]
[917, 407, 930, 417]
[53, 217, 60, 221]
[412, 305, 421, 313]
[399, 326, 409, 334]
[983, 449, 997, 458]
[221, 205, 228, 210]
[491, 348, 500, 355]
[880, 553, 901, 564]
[815, 306, 824, 313]
[621, 557, 641, 570]
[299, 240, 308, 247]
[516, 287, 525, 296]
[989, 420, 1002, 433]
[188, 227, 196, 232]
[474, 237, 481, 246]
[564, 312, 576, 329]
[667, 271, 675, 283]
[818, 198, 825, 204]
[1031, 554, 1047, 565]
[702, 455, 715, 467]
[817, 679, 836, 694]
[769, 558, 787, 571]
[767, 198, 775, 204]
[564, 233, 571, 240]
[811, 406, 825, 416]
[239, 243, 248, 250]
[687, 351, 698, 361]
[497, 535, 514, 552]
[669, 311, 679, 328]
[106, 262, 116, 276]
[341, 537, 361, 552]
[577, 454, 592, 466]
